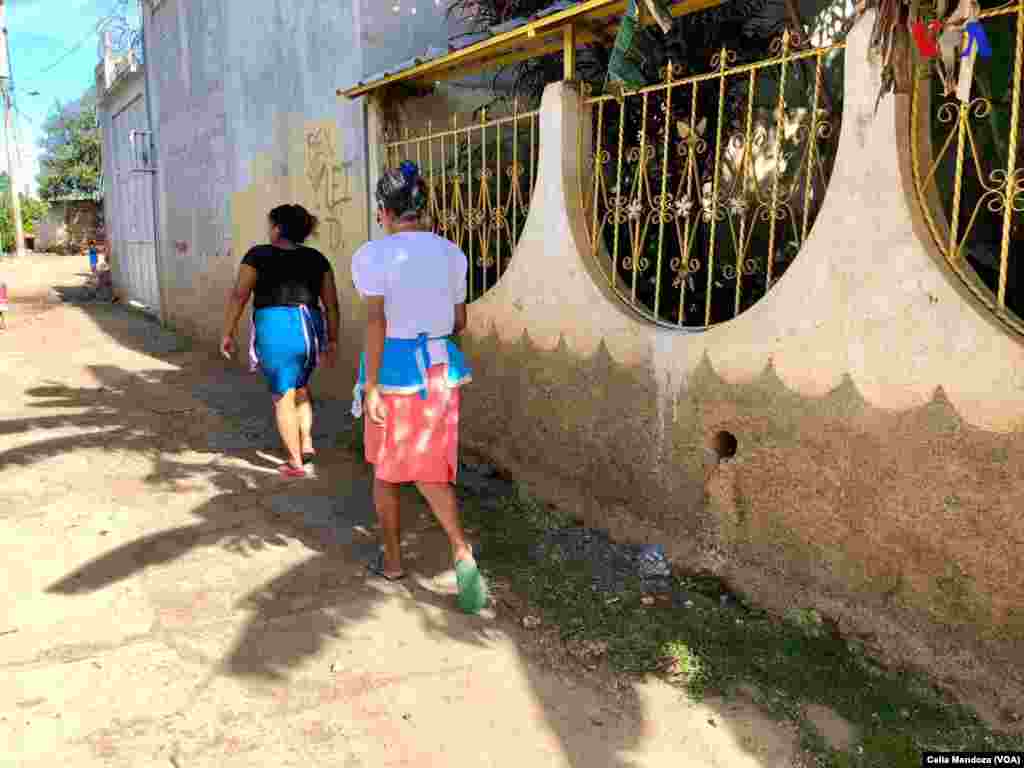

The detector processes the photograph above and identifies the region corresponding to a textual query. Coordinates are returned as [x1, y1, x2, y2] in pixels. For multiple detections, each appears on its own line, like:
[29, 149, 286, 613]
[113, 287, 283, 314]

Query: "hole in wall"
[709, 431, 738, 462]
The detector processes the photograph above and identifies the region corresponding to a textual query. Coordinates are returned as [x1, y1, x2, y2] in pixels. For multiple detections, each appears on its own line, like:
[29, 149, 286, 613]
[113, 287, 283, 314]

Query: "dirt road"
[0, 252, 803, 767]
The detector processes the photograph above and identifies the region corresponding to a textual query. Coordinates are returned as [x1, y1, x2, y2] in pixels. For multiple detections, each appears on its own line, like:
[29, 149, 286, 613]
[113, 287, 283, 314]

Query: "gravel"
[529, 527, 678, 596]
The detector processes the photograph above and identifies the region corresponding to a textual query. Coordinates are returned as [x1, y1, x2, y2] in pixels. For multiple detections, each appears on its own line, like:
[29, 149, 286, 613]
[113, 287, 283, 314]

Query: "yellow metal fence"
[580, 30, 845, 328]
[911, 0, 1024, 333]
[384, 105, 541, 303]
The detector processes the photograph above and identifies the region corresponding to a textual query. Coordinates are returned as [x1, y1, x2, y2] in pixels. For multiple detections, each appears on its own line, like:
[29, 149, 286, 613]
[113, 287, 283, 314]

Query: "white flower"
[700, 183, 716, 221]
[627, 199, 644, 220]
[675, 196, 693, 218]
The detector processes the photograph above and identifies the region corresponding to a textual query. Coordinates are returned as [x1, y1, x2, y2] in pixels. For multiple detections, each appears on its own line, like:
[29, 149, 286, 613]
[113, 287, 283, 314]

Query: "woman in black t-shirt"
[220, 204, 340, 478]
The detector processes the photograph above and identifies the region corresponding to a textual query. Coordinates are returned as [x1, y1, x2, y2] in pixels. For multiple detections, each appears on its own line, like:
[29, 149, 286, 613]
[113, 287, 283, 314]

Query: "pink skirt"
[364, 363, 461, 484]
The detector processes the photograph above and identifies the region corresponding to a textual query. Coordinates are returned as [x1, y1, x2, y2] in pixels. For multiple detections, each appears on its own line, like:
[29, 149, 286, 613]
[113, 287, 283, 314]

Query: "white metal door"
[110, 96, 161, 314]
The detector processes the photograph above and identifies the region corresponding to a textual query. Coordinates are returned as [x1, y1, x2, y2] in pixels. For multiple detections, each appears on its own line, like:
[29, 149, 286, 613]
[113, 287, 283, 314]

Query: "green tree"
[20, 197, 48, 236]
[0, 176, 48, 252]
[36, 86, 101, 201]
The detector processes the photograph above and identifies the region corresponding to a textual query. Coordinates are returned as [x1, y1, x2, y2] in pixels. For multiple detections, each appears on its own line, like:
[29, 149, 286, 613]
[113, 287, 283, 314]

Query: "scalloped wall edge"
[464, 10, 1024, 434]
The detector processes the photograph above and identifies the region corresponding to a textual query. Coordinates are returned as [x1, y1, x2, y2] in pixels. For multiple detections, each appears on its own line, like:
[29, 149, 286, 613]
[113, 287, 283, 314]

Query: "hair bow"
[399, 161, 420, 183]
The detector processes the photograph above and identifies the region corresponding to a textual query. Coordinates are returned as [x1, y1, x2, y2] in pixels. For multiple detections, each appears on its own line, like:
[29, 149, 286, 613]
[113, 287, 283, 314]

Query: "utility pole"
[0, 1, 24, 258]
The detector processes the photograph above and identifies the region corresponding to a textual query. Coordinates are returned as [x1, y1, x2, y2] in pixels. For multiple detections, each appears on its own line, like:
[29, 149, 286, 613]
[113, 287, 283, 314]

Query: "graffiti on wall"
[305, 127, 353, 252]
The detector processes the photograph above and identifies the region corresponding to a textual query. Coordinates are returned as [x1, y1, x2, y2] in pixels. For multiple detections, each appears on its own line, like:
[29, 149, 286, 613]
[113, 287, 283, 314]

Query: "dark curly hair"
[269, 204, 318, 244]
[376, 161, 428, 222]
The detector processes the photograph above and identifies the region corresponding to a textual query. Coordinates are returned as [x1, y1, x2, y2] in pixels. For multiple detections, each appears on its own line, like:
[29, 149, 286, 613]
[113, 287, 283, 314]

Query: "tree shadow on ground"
[46, 454, 497, 682]
[15, 285, 786, 767]
[23, 370, 657, 766]
[23, 366, 494, 663]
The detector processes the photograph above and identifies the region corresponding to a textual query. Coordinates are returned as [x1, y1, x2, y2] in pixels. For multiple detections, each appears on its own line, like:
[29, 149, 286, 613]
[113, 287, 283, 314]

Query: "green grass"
[455, 485, 1024, 767]
[334, 431, 1023, 765]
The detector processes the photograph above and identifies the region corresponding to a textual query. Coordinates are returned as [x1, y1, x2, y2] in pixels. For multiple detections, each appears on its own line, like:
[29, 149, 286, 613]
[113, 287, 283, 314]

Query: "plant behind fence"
[384, 104, 541, 303]
[581, 29, 845, 329]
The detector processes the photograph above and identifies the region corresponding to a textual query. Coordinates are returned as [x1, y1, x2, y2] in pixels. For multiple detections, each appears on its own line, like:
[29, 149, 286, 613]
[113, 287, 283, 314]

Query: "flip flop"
[301, 453, 317, 477]
[366, 550, 406, 582]
[277, 463, 308, 479]
[455, 556, 487, 615]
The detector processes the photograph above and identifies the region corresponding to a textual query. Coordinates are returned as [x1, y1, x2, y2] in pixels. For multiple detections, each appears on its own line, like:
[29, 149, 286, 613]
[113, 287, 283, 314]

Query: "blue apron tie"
[299, 305, 325, 373]
[351, 333, 448, 417]
[413, 332, 432, 400]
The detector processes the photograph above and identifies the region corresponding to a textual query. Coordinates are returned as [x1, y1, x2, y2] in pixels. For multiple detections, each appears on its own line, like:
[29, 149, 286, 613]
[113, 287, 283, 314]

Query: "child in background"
[96, 257, 113, 302]
[87, 241, 98, 274]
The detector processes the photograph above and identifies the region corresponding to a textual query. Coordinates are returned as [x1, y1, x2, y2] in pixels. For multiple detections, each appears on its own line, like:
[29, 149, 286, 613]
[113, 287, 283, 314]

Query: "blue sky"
[5, 0, 137, 195]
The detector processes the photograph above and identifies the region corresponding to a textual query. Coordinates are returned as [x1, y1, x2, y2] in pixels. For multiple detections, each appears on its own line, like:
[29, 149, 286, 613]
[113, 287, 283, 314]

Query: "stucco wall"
[138, 1, 1023, 720]
[143, 0, 460, 357]
[142, 0, 232, 338]
[35, 202, 102, 253]
[443, 16, 1021, 720]
[34, 207, 67, 253]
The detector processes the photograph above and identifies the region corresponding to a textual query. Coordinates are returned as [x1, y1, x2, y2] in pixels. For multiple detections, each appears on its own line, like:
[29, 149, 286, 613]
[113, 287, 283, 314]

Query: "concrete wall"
[34, 207, 66, 253]
[35, 202, 102, 253]
[143, 0, 231, 338]
[139, 1, 1022, 721]
[142, 0, 460, 348]
[98, 63, 161, 313]
[453, 15, 1024, 720]
[362, 16, 1023, 721]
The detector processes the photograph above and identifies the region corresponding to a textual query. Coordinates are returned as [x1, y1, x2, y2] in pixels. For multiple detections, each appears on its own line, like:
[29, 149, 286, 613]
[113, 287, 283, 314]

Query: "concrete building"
[136, 0, 471, 341]
[97, 33, 161, 313]
[34, 195, 102, 254]
[136, 0, 1024, 721]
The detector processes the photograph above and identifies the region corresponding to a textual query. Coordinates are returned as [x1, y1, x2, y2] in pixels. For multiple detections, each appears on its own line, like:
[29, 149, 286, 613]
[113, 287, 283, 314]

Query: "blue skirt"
[252, 306, 325, 396]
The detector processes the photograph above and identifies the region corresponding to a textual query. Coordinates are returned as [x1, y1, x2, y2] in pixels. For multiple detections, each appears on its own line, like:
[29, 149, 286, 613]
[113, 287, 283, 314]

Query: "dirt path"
[0, 252, 805, 767]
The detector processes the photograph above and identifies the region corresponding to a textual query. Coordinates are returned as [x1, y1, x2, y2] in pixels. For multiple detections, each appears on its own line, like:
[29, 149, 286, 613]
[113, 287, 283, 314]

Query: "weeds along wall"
[370, 12, 1024, 722]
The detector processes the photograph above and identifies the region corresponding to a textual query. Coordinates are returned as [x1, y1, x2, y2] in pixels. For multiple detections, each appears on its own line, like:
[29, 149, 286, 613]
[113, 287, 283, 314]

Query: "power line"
[5, 1, 128, 196]
[12, 103, 33, 125]
[12, 101, 25, 171]
[23, 20, 106, 83]
[18, 0, 129, 87]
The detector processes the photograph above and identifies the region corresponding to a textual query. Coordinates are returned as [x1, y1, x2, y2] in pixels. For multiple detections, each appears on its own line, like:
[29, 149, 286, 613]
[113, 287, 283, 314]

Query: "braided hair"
[376, 161, 429, 223]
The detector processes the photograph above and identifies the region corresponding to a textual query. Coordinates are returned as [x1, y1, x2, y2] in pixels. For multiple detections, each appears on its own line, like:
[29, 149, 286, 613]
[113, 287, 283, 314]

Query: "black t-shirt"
[241, 245, 332, 310]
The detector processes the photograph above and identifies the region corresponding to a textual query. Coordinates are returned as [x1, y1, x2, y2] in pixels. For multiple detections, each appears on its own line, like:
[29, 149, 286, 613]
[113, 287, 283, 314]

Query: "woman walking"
[221, 204, 340, 478]
[351, 161, 485, 614]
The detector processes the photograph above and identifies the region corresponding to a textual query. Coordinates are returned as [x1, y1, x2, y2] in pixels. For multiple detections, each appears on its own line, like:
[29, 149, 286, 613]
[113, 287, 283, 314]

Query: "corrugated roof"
[44, 193, 102, 203]
[340, 0, 721, 98]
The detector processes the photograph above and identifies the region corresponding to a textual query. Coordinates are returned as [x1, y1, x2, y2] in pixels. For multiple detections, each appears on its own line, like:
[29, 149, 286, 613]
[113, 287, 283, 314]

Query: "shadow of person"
[24, 368, 648, 765]
[47, 456, 493, 686]
[23, 303, 782, 766]
[221, 548, 496, 682]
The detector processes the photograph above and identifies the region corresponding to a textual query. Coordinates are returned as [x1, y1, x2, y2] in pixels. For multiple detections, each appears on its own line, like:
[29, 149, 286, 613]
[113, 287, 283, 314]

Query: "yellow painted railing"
[384, 104, 540, 303]
[580, 30, 845, 328]
[911, 0, 1024, 334]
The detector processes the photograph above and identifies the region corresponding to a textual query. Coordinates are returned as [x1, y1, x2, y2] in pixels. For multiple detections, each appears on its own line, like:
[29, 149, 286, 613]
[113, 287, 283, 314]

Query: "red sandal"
[277, 463, 308, 479]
